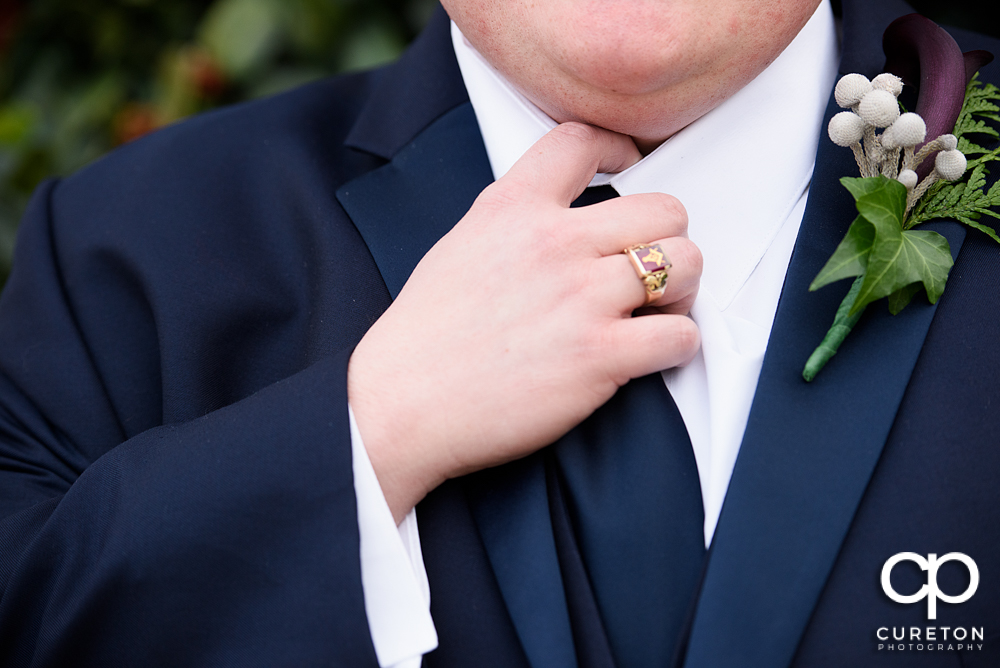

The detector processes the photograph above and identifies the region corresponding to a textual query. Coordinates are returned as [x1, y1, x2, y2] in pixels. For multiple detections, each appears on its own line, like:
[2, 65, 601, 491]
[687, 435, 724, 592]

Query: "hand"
[348, 123, 702, 522]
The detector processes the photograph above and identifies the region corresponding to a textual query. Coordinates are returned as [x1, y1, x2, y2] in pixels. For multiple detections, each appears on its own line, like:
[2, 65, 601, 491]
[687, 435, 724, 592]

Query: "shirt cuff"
[350, 404, 438, 668]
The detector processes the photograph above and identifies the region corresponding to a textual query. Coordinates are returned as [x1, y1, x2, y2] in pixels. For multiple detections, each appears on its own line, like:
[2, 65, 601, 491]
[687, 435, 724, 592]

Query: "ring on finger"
[622, 243, 671, 306]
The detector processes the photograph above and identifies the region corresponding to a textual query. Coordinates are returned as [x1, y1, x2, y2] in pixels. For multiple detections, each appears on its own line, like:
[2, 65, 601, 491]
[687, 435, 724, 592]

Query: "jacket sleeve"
[0, 180, 380, 668]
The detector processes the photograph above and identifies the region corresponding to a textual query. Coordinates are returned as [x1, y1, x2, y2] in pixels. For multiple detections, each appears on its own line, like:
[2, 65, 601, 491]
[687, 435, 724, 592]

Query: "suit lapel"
[682, 1, 968, 666]
[335, 5, 482, 300]
[337, 102, 491, 298]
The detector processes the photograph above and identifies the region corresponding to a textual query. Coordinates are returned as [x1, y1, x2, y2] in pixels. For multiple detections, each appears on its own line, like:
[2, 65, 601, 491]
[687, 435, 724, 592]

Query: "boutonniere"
[803, 14, 1000, 381]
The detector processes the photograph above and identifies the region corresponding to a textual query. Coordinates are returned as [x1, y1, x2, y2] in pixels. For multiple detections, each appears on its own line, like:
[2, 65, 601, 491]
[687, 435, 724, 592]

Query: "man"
[0, 0, 997, 667]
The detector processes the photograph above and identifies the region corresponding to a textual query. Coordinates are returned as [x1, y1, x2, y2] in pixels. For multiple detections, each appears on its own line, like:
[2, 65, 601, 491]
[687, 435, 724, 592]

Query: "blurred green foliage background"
[0, 0, 993, 285]
[0, 0, 435, 282]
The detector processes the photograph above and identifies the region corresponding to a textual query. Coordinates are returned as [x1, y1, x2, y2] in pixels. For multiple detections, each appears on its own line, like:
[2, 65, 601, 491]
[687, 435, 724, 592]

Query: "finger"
[590, 237, 702, 313]
[501, 123, 642, 207]
[573, 192, 689, 257]
[606, 314, 701, 380]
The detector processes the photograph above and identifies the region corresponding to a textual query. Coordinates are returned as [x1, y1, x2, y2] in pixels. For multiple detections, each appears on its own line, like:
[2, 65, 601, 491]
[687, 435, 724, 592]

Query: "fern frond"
[903, 74, 1000, 245]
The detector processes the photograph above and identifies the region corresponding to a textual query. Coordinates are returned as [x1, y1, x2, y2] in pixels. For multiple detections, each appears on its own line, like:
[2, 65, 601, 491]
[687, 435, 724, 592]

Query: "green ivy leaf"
[853, 228, 953, 314]
[809, 216, 874, 291]
[901, 231, 954, 303]
[887, 283, 922, 315]
[853, 177, 907, 231]
[840, 175, 889, 200]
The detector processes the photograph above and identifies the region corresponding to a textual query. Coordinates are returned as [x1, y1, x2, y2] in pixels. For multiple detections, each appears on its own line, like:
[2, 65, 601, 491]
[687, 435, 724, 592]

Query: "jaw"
[446, 0, 821, 148]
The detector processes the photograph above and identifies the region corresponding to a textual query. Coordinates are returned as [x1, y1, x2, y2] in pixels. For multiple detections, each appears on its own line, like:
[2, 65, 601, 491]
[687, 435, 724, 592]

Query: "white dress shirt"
[353, 3, 839, 665]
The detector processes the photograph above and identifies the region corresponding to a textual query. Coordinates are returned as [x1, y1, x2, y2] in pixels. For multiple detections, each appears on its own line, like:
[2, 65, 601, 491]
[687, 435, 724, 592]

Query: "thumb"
[501, 123, 641, 207]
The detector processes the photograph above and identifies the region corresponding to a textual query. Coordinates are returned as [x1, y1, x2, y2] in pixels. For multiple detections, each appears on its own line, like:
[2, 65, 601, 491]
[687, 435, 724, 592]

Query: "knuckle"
[631, 193, 688, 240]
[472, 181, 540, 225]
[479, 179, 525, 210]
[672, 317, 701, 354]
[671, 239, 703, 277]
[558, 224, 588, 252]
[654, 193, 688, 230]
[667, 291, 698, 316]
[591, 323, 618, 353]
[595, 327, 632, 383]
[534, 222, 570, 258]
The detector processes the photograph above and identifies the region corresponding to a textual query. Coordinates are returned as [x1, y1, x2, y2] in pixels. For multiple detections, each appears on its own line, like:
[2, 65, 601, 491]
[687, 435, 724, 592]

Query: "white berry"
[872, 73, 904, 97]
[939, 134, 958, 151]
[835, 74, 873, 108]
[828, 111, 866, 146]
[897, 170, 918, 189]
[882, 113, 926, 148]
[935, 149, 967, 180]
[858, 90, 901, 128]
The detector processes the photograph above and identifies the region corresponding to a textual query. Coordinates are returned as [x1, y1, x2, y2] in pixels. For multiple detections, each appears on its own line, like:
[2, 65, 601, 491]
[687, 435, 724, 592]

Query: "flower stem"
[802, 275, 866, 382]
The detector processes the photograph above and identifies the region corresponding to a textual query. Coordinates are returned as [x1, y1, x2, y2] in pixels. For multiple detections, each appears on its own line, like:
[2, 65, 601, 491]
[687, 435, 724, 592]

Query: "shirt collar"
[451, 1, 839, 309]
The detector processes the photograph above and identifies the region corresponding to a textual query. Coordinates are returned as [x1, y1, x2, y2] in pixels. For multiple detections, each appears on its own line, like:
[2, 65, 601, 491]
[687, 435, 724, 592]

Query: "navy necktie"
[551, 184, 707, 668]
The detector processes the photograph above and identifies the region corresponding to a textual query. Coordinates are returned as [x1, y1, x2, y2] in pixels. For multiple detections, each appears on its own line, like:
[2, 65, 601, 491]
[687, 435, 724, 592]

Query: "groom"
[0, 0, 997, 667]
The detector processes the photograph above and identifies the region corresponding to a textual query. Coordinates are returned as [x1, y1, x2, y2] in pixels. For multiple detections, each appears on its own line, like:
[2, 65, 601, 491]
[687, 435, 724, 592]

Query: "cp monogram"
[881, 552, 979, 620]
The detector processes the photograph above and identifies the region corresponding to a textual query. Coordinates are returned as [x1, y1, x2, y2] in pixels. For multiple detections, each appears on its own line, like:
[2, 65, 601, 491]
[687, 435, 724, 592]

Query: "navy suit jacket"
[0, 1, 998, 666]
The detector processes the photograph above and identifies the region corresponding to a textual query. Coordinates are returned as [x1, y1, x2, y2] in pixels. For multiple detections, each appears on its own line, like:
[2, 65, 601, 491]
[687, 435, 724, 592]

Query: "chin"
[528, 77, 729, 149]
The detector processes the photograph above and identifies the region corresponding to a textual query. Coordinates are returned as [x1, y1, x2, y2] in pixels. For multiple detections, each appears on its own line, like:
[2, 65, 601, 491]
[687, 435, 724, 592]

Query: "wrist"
[347, 351, 447, 524]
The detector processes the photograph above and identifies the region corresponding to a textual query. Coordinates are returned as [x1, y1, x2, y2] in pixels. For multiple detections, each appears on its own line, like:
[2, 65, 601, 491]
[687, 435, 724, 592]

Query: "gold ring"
[623, 243, 671, 306]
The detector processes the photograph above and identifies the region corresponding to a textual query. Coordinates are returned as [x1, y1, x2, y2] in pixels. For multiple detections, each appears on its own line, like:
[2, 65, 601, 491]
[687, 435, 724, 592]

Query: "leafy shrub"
[0, 0, 434, 281]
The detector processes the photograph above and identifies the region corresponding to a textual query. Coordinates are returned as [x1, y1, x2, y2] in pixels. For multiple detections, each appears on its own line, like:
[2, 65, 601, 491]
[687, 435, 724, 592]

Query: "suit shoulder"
[43, 69, 387, 261]
[59, 69, 382, 202]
